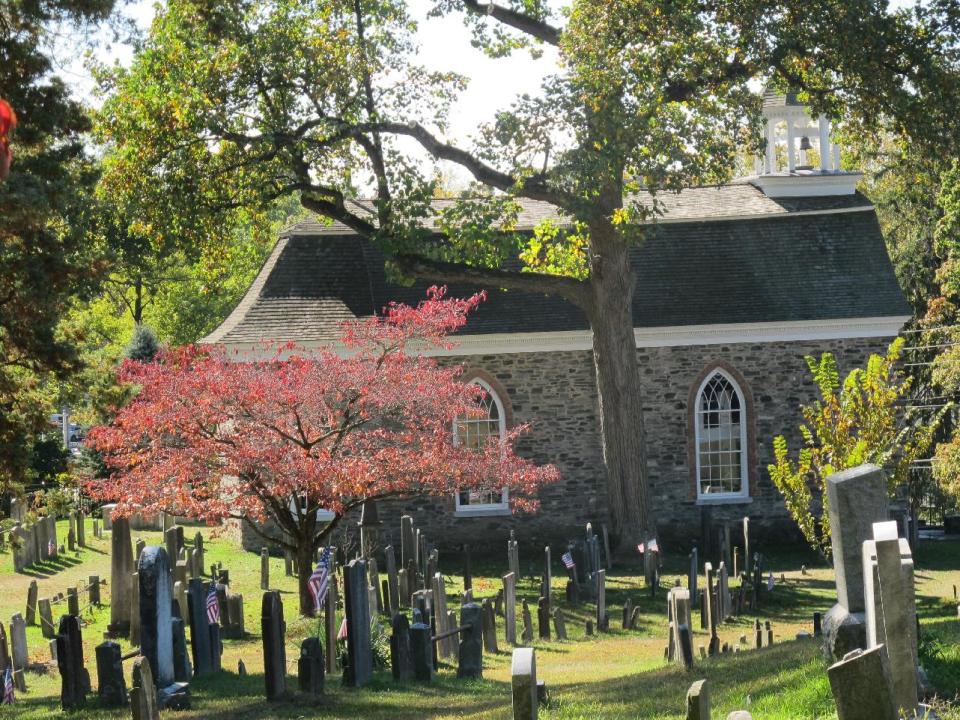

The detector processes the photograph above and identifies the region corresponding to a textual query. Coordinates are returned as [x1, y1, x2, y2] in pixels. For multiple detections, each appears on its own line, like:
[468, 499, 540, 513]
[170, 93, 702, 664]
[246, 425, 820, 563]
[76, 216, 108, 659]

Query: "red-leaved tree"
[87, 288, 559, 613]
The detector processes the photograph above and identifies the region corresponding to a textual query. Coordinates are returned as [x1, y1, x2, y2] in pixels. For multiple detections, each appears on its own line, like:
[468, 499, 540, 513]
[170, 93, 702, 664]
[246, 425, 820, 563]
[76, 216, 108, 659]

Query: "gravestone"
[0, 623, 9, 672]
[108, 517, 134, 637]
[511, 647, 537, 720]
[56, 615, 90, 709]
[432, 572, 457, 659]
[186, 579, 213, 675]
[130, 572, 141, 646]
[521, 600, 534, 645]
[225, 595, 245, 639]
[596, 569, 608, 631]
[95, 641, 127, 707]
[822, 464, 890, 660]
[508, 535, 520, 583]
[411, 621, 433, 682]
[552, 609, 568, 640]
[171, 612, 192, 683]
[101, 503, 116, 531]
[864, 521, 918, 713]
[10, 613, 26, 672]
[344, 559, 373, 687]
[67, 587, 79, 616]
[39, 598, 55, 639]
[261, 591, 287, 700]
[385, 545, 400, 616]
[173, 581, 188, 627]
[669, 588, 692, 666]
[298, 637, 324, 696]
[25, 580, 37, 626]
[704, 563, 719, 655]
[260, 547, 270, 590]
[130, 656, 159, 720]
[139, 547, 173, 688]
[503, 572, 517, 645]
[827, 646, 897, 720]
[686, 679, 709, 720]
[688, 548, 698, 605]
[482, 599, 499, 653]
[89, 575, 101, 606]
[390, 613, 414, 680]
[193, 533, 204, 577]
[76, 510, 85, 547]
[537, 597, 550, 640]
[754, 618, 762, 649]
[678, 624, 694, 669]
[542, 546, 552, 608]
[458, 602, 483, 679]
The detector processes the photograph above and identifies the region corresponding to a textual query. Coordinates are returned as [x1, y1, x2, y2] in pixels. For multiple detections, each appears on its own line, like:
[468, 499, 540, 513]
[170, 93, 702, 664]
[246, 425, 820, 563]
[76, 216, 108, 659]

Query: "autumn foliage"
[87, 287, 559, 612]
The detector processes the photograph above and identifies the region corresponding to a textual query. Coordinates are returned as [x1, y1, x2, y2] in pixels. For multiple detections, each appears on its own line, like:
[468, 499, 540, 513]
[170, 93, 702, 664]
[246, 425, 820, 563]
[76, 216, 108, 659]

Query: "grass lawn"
[1, 518, 958, 719]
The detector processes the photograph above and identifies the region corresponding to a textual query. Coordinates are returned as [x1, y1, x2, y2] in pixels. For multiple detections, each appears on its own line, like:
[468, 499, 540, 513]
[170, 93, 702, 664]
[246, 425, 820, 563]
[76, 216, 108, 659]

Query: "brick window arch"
[687, 362, 758, 503]
[453, 369, 512, 517]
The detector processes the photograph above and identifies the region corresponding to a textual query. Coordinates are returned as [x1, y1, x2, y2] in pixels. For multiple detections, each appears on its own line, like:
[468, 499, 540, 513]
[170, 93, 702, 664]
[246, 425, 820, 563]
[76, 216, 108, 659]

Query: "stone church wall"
[234, 335, 893, 556]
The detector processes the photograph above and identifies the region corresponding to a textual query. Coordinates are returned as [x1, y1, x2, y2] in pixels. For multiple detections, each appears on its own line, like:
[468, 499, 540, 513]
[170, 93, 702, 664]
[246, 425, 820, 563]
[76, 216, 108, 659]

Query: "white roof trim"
[221, 315, 910, 359]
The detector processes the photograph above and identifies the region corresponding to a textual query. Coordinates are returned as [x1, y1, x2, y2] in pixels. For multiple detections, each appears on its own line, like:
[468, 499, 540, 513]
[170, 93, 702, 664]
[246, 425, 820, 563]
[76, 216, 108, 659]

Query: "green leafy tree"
[0, 0, 124, 492]
[769, 340, 943, 556]
[95, 0, 960, 548]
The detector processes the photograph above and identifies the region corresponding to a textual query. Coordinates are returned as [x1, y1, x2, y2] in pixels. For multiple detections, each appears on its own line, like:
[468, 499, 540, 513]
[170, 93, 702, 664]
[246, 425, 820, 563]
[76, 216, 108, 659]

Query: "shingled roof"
[203, 184, 910, 345]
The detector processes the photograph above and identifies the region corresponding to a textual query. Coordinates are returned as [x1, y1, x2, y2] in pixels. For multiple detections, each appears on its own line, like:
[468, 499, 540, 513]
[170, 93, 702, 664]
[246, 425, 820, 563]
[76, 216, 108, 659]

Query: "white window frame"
[694, 369, 751, 505]
[453, 378, 510, 517]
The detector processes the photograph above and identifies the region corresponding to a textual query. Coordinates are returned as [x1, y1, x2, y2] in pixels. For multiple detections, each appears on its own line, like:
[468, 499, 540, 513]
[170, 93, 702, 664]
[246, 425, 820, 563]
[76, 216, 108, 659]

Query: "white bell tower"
[749, 89, 861, 198]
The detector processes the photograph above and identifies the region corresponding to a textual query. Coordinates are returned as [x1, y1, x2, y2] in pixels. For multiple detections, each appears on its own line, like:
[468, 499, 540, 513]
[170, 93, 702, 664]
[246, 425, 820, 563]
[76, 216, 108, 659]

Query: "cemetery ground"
[1, 521, 959, 719]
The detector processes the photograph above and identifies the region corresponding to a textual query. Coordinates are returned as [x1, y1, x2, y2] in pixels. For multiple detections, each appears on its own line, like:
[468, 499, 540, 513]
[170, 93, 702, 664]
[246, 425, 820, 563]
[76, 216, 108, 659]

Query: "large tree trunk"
[296, 539, 317, 616]
[585, 224, 654, 551]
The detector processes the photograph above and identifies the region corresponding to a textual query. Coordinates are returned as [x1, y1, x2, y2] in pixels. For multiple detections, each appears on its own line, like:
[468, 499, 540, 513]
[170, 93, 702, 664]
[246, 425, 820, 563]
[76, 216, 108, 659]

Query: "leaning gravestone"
[552, 609, 568, 640]
[827, 645, 897, 720]
[822, 464, 889, 660]
[686, 679, 710, 720]
[38, 598, 54, 639]
[503, 572, 518, 645]
[95, 641, 127, 708]
[511, 647, 537, 720]
[25, 580, 37, 626]
[390, 613, 414, 680]
[108, 517, 134, 637]
[865, 521, 918, 714]
[344, 559, 373, 687]
[261, 591, 287, 700]
[298, 637, 324, 696]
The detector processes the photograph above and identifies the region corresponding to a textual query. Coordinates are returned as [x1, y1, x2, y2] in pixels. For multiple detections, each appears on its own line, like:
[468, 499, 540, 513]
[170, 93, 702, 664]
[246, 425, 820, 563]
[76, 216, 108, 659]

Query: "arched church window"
[453, 378, 510, 516]
[695, 370, 749, 501]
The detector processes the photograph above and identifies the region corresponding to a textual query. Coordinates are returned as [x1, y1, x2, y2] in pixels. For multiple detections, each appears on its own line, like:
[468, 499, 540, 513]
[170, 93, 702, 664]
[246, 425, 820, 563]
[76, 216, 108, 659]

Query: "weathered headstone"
[552, 609, 567, 640]
[67, 587, 79, 616]
[130, 572, 141, 646]
[503, 572, 517, 645]
[344, 559, 373, 687]
[458, 602, 483, 679]
[827, 646, 897, 720]
[55, 615, 90, 709]
[411, 620, 433, 682]
[704, 563, 719, 655]
[508, 536, 520, 582]
[0, 623, 9, 672]
[822, 464, 890, 660]
[298, 637, 324, 696]
[542, 546, 552, 607]
[482, 599, 499, 653]
[130, 656, 159, 720]
[138, 546, 176, 694]
[537, 597, 550, 640]
[25, 581, 37, 626]
[193, 533, 204, 577]
[108, 517, 134, 637]
[89, 575, 101, 606]
[261, 590, 287, 700]
[385, 544, 401, 616]
[95, 641, 127, 707]
[689, 547, 698, 605]
[39, 598, 55, 639]
[521, 600, 534, 645]
[596, 569, 607, 631]
[171, 611, 192, 683]
[686, 679, 709, 720]
[186, 579, 213, 675]
[390, 613, 414, 680]
[10, 614, 26, 672]
[432, 572, 457, 659]
[864, 521, 918, 714]
[76, 510, 85, 548]
[511, 647, 537, 720]
[260, 547, 270, 590]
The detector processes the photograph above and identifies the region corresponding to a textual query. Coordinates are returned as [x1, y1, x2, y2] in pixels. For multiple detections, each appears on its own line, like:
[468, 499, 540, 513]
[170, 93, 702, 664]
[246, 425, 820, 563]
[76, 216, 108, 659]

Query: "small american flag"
[561, 552, 575, 570]
[337, 616, 348, 641]
[206, 586, 220, 625]
[2, 667, 14, 704]
[308, 547, 331, 612]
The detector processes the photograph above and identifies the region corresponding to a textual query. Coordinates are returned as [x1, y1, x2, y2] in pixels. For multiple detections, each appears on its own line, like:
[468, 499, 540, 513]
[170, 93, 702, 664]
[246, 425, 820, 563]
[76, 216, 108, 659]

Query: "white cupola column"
[818, 116, 830, 172]
[786, 120, 796, 172]
[765, 119, 776, 173]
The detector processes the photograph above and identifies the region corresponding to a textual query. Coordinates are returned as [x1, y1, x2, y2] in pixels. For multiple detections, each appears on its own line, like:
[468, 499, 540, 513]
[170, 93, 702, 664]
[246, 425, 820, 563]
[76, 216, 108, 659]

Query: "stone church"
[204, 95, 911, 550]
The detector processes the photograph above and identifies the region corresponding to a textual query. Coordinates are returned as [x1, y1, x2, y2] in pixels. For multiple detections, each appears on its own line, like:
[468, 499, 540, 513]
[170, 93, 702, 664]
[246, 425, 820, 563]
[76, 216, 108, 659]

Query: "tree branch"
[459, 0, 561, 45]
[393, 253, 588, 306]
